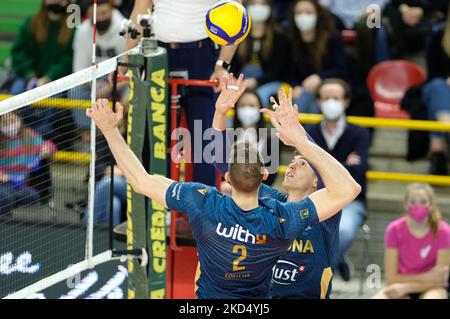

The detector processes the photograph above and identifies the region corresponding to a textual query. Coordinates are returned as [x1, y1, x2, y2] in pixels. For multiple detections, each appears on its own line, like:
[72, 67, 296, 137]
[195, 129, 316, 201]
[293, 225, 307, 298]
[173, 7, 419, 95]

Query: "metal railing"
[1, 94, 449, 186]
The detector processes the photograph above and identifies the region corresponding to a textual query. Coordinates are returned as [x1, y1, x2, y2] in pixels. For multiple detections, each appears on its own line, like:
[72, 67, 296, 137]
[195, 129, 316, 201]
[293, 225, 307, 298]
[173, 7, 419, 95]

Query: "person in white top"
[73, 1, 126, 71]
[127, 0, 241, 186]
[70, 0, 128, 140]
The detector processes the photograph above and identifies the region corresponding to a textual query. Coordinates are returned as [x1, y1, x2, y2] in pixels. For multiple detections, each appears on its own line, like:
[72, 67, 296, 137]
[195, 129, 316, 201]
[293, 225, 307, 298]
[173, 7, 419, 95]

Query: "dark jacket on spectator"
[400, 84, 430, 161]
[285, 31, 348, 86]
[307, 122, 370, 202]
[231, 29, 291, 86]
[426, 28, 450, 80]
[383, 0, 434, 56]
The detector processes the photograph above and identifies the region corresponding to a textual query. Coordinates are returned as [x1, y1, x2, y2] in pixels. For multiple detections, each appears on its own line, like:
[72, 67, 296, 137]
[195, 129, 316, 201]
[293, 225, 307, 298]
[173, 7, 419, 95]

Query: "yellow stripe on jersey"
[194, 262, 201, 294]
[320, 267, 333, 299]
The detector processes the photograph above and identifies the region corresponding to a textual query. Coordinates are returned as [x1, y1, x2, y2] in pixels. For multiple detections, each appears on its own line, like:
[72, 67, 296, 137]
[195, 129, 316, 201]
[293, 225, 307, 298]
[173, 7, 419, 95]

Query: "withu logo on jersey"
[271, 260, 300, 285]
[216, 223, 266, 244]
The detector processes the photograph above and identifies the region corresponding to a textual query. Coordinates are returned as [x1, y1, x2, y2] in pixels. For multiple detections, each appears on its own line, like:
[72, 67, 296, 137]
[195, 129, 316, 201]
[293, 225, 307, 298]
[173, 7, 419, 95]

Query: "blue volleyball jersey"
[165, 181, 319, 299]
[259, 184, 341, 299]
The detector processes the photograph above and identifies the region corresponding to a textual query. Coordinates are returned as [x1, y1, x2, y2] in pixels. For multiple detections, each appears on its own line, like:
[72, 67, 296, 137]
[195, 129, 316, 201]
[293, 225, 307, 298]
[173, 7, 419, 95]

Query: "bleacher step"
[367, 181, 450, 215]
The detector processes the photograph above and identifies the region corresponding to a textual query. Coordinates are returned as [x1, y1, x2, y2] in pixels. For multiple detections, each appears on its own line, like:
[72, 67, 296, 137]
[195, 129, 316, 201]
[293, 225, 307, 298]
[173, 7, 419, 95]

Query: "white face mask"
[237, 106, 261, 127]
[248, 4, 271, 23]
[321, 99, 345, 121]
[1, 122, 22, 137]
[294, 13, 317, 32]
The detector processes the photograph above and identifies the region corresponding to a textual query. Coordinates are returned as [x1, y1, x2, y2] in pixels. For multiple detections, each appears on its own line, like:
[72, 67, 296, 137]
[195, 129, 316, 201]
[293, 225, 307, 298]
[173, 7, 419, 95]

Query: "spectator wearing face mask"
[231, 0, 291, 105]
[0, 112, 56, 218]
[373, 183, 450, 299]
[306, 78, 370, 281]
[70, 0, 127, 152]
[10, 0, 75, 138]
[286, 0, 348, 115]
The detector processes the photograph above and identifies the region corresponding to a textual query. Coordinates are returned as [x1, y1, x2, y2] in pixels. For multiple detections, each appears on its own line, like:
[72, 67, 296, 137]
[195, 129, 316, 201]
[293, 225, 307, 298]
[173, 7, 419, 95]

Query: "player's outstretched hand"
[215, 73, 247, 115]
[260, 88, 307, 148]
[86, 98, 124, 135]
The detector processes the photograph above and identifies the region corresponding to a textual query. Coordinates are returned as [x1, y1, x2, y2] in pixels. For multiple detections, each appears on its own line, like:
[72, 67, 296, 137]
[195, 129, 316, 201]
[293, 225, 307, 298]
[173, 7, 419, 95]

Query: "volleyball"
[205, 1, 252, 46]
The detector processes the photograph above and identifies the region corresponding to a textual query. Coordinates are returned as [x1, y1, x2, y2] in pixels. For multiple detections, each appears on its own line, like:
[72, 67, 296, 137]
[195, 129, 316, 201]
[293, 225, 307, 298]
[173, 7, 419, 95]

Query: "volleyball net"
[0, 54, 135, 299]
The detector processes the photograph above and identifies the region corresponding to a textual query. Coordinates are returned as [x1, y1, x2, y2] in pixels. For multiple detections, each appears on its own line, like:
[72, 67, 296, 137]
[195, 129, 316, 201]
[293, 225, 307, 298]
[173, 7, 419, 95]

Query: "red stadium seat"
[367, 60, 426, 119]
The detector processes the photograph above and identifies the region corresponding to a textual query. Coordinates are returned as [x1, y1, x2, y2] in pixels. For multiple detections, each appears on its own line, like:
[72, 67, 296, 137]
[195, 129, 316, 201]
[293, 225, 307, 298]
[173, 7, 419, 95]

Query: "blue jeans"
[333, 199, 367, 268]
[240, 64, 264, 80]
[422, 78, 450, 138]
[0, 183, 40, 216]
[256, 81, 281, 106]
[68, 85, 91, 130]
[257, 83, 320, 115]
[294, 90, 320, 115]
[10, 77, 58, 138]
[375, 26, 391, 63]
[84, 175, 127, 226]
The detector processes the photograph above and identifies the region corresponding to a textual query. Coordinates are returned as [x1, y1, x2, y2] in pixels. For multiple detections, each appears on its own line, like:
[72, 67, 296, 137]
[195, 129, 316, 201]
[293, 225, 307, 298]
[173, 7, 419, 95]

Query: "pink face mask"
[407, 205, 431, 223]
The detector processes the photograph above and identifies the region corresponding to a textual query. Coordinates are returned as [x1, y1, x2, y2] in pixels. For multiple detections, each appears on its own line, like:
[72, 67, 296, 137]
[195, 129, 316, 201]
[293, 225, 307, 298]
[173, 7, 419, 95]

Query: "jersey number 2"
[232, 245, 247, 271]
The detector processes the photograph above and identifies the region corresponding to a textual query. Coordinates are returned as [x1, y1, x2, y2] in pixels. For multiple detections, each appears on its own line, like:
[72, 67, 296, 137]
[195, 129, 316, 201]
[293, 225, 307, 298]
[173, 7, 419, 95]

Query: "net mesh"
[0, 57, 121, 298]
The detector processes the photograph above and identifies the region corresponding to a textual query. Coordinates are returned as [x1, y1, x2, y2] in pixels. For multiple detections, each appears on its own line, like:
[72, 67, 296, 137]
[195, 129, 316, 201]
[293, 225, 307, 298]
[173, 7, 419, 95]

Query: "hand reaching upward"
[214, 73, 247, 115]
[260, 88, 307, 148]
[86, 99, 124, 135]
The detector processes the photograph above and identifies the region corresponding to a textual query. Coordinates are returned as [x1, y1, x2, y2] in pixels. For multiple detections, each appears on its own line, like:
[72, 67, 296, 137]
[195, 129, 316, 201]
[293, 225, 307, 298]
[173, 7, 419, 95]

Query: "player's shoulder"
[172, 182, 217, 196]
[269, 196, 315, 217]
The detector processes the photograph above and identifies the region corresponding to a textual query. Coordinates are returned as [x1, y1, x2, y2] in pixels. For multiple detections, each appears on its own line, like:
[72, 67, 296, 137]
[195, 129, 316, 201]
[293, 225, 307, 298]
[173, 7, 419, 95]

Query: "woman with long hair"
[11, 0, 74, 91]
[232, 0, 291, 105]
[10, 0, 75, 138]
[286, 0, 348, 114]
[373, 183, 450, 299]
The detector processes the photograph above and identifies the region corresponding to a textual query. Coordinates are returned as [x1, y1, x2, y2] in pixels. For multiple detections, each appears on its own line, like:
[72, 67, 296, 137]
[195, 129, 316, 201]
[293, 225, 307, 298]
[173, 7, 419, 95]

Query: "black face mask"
[96, 19, 112, 32]
[46, 3, 67, 15]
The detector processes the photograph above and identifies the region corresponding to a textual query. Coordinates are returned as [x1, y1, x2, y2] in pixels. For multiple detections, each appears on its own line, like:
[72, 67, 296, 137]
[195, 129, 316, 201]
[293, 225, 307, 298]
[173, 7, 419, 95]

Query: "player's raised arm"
[212, 73, 247, 131]
[86, 99, 174, 208]
[261, 90, 361, 222]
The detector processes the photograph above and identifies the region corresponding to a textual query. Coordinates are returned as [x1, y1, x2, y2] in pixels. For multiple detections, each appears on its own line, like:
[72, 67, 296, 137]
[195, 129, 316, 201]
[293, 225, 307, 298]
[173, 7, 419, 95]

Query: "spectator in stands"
[9, 0, 75, 139]
[320, 0, 390, 83]
[423, 6, 450, 176]
[306, 78, 370, 281]
[0, 112, 56, 217]
[232, 0, 291, 105]
[286, 0, 348, 114]
[320, 0, 388, 30]
[383, 0, 435, 58]
[373, 183, 450, 299]
[70, 0, 127, 152]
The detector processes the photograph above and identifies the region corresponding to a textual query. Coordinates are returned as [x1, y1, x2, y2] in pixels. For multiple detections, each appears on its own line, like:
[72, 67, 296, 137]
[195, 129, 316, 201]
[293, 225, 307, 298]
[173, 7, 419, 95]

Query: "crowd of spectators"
[0, 0, 449, 290]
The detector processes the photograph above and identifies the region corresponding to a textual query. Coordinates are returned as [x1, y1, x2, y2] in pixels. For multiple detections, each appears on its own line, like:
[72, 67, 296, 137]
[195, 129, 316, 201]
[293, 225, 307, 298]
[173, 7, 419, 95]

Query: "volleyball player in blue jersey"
[86, 74, 360, 299]
[211, 76, 340, 299]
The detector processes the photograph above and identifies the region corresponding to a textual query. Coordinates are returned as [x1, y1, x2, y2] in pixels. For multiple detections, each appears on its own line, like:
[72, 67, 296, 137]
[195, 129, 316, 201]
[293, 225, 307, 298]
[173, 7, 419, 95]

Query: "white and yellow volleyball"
[205, 1, 252, 46]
